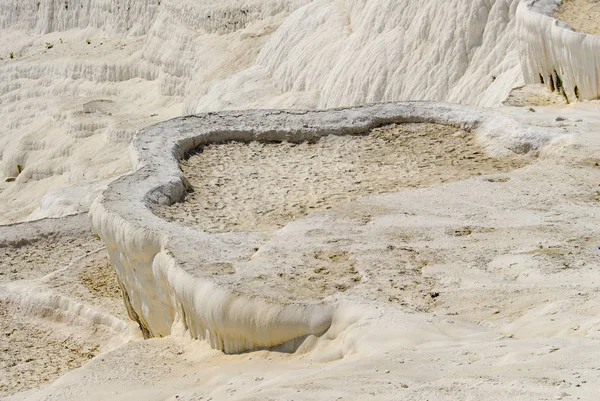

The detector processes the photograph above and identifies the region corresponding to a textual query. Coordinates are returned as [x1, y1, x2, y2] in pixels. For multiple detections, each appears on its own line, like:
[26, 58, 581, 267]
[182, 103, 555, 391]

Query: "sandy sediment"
[554, 0, 600, 36]
[503, 84, 568, 107]
[156, 123, 528, 234]
[0, 215, 130, 397]
[153, 122, 530, 308]
[0, 233, 104, 283]
[0, 299, 100, 397]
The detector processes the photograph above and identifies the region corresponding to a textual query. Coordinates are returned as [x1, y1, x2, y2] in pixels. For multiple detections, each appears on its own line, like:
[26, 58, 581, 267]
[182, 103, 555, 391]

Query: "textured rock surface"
[3, 0, 600, 398]
[156, 123, 528, 234]
[2, 0, 598, 224]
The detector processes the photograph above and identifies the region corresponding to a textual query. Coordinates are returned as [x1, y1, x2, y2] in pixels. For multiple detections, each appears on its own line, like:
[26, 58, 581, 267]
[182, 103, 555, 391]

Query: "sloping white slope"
[0, 0, 529, 223]
[0, 0, 306, 223]
[190, 0, 525, 112]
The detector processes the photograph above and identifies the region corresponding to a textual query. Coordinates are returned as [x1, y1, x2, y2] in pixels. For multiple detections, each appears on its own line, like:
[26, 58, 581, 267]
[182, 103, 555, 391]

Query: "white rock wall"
[189, 0, 525, 112]
[517, 0, 600, 102]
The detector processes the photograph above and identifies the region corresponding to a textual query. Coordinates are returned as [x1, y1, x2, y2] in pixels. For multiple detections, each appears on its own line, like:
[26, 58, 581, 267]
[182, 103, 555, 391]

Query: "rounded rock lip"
[89, 101, 566, 353]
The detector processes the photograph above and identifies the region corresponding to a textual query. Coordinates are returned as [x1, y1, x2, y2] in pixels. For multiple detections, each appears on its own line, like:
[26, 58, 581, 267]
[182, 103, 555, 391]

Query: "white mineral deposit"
[1, 1, 599, 400]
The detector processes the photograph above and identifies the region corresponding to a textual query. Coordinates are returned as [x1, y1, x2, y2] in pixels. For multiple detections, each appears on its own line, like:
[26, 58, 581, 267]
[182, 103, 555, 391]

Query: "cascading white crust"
[518, 0, 600, 102]
[189, 0, 526, 112]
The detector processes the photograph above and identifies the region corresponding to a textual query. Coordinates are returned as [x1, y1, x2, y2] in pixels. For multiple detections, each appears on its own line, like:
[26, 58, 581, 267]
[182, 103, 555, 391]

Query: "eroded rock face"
[90, 102, 566, 353]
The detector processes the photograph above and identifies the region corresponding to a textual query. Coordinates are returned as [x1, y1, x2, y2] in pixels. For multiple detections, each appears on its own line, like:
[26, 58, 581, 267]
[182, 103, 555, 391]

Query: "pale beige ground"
[0, 234, 104, 283]
[0, 229, 130, 397]
[156, 123, 528, 234]
[157, 123, 530, 305]
[0, 300, 99, 397]
[555, 0, 600, 36]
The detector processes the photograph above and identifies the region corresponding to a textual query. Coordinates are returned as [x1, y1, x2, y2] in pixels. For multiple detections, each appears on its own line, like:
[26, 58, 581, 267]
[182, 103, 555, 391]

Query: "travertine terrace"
[157, 123, 527, 234]
[89, 102, 563, 353]
[2, 0, 600, 400]
[518, 0, 600, 102]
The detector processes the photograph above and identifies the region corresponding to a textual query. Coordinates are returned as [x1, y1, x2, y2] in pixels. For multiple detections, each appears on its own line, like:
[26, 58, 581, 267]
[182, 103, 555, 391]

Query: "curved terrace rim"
[89, 101, 565, 353]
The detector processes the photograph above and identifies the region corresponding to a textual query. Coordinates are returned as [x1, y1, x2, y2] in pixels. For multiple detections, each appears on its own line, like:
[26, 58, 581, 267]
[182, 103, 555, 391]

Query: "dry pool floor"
[156, 123, 528, 233]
